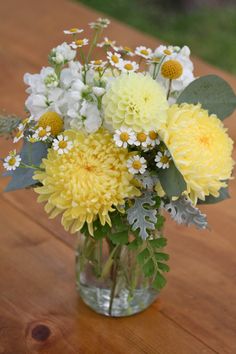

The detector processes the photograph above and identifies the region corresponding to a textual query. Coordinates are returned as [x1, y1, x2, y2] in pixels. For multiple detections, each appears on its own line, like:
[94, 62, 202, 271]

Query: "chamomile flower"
[147, 130, 160, 147]
[127, 155, 147, 175]
[52, 135, 73, 155]
[70, 38, 89, 49]
[90, 60, 107, 70]
[113, 127, 136, 148]
[89, 18, 110, 29]
[107, 51, 122, 67]
[134, 132, 149, 147]
[135, 46, 152, 59]
[155, 150, 171, 169]
[33, 126, 51, 141]
[3, 150, 21, 171]
[97, 37, 117, 50]
[118, 60, 139, 73]
[63, 28, 84, 35]
[13, 127, 24, 143]
[154, 45, 176, 58]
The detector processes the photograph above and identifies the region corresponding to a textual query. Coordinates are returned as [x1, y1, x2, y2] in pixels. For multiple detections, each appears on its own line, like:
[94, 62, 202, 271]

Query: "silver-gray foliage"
[127, 192, 157, 240]
[165, 196, 208, 229]
[135, 172, 159, 190]
[0, 115, 21, 137]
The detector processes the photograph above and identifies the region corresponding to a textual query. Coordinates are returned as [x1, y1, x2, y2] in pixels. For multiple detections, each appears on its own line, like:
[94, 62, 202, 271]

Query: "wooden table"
[0, 1, 236, 353]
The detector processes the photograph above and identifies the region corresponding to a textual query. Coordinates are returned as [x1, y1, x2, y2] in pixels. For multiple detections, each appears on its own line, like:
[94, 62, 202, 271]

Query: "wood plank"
[0, 197, 216, 354]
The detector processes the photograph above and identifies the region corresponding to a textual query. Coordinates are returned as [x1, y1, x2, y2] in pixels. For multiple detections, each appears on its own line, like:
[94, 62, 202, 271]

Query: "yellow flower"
[102, 73, 168, 132]
[38, 112, 63, 136]
[161, 60, 183, 80]
[34, 129, 140, 234]
[160, 103, 234, 204]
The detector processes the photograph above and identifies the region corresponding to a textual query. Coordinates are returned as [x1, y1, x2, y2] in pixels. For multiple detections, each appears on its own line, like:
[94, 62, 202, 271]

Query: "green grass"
[78, 0, 236, 74]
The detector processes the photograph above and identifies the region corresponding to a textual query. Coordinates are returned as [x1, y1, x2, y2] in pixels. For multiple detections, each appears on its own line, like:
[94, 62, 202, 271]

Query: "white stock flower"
[51, 42, 76, 64]
[80, 101, 102, 133]
[92, 87, 106, 96]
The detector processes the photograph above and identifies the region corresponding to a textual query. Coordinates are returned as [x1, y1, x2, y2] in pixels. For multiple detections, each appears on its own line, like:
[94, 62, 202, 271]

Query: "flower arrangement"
[1, 18, 236, 316]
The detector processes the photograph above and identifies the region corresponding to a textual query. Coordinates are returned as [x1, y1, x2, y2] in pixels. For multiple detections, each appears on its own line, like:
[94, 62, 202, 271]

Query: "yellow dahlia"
[160, 103, 234, 204]
[102, 73, 168, 132]
[34, 129, 140, 234]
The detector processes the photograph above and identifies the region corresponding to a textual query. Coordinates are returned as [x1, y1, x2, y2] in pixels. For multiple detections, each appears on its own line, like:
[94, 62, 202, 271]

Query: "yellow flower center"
[124, 46, 132, 52]
[199, 136, 210, 147]
[160, 156, 170, 164]
[22, 118, 29, 125]
[137, 132, 147, 142]
[112, 55, 119, 63]
[38, 129, 47, 138]
[149, 131, 158, 140]
[124, 63, 133, 71]
[16, 130, 22, 138]
[69, 28, 78, 33]
[120, 132, 129, 142]
[75, 39, 84, 46]
[38, 112, 63, 136]
[8, 157, 16, 166]
[164, 49, 172, 55]
[132, 160, 142, 170]
[140, 49, 149, 56]
[161, 60, 183, 80]
[58, 141, 68, 149]
[94, 60, 102, 65]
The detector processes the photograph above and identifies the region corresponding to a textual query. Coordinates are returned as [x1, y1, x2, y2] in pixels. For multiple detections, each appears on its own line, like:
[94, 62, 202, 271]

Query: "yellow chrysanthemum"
[34, 129, 140, 234]
[160, 103, 234, 204]
[38, 112, 63, 136]
[102, 73, 168, 132]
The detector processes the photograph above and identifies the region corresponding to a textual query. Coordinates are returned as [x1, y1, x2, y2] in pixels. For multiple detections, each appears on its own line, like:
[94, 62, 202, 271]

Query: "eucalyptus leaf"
[197, 187, 230, 204]
[158, 161, 186, 198]
[177, 75, 236, 120]
[4, 140, 48, 192]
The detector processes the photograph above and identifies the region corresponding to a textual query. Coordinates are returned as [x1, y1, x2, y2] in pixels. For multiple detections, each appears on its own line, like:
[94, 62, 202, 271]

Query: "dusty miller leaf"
[165, 195, 208, 229]
[135, 172, 159, 190]
[0, 115, 21, 137]
[127, 192, 157, 240]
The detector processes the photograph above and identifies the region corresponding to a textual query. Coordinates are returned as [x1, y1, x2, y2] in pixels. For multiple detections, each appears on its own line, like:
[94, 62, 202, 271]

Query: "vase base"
[78, 284, 159, 317]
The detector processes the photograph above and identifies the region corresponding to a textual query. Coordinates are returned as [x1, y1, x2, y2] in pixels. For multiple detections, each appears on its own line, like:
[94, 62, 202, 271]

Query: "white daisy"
[89, 18, 110, 29]
[90, 59, 107, 70]
[70, 38, 89, 49]
[13, 127, 24, 143]
[32, 126, 51, 141]
[113, 127, 136, 148]
[127, 156, 147, 175]
[52, 135, 73, 155]
[118, 60, 139, 73]
[63, 28, 84, 35]
[134, 132, 149, 148]
[118, 46, 135, 57]
[3, 150, 21, 171]
[107, 51, 122, 67]
[154, 45, 177, 58]
[147, 130, 160, 147]
[135, 46, 152, 59]
[155, 150, 171, 169]
[97, 37, 117, 50]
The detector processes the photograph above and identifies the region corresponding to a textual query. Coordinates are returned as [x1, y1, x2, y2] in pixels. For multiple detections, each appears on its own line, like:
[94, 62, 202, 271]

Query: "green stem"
[167, 79, 172, 100]
[108, 245, 122, 316]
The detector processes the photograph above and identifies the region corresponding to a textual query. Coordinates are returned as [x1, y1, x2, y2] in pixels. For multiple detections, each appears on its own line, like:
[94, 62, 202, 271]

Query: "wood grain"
[0, 0, 236, 353]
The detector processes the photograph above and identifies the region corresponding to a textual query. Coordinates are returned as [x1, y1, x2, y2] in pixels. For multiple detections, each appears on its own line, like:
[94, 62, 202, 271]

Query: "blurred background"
[79, 0, 236, 74]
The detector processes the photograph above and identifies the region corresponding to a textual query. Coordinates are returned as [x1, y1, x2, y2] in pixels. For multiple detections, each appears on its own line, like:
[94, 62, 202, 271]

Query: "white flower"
[113, 127, 136, 148]
[3, 150, 21, 171]
[80, 101, 102, 133]
[50, 42, 76, 64]
[89, 18, 110, 29]
[24, 67, 57, 94]
[135, 46, 152, 59]
[118, 60, 139, 73]
[63, 28, 84, 35]
[154, 45, 178, 58]
[127, 156, 147, 175]
[117, 46, 135, 57]
[92, 87, 106, 96]
[70, 38, 89, 49]
[60, 61, 83, 88]
[52, 135, 73, 155]
[13, 127, 24, 143]
[107, 51, 122, 67]
[147, 130, 160, 147]
[32, 126, 51, 141]
[155, 150, 171, 169]
[134, 132, 149, 148]
[89, 60, 107, 70]
[97, 37, 117, 50]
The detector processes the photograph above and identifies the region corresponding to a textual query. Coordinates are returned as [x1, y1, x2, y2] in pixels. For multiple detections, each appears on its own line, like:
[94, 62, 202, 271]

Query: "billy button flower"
[38, 112, 64, 136]
[161, 59, 183, 80]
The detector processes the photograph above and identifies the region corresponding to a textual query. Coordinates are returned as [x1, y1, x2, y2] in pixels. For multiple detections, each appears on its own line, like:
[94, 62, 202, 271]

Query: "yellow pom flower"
[34, 129, 140, 234]
[160, 104, 234, 204]
[161, 60, 183, 80]
[102, 73, 168, 132]
[38, 112, 63, 136]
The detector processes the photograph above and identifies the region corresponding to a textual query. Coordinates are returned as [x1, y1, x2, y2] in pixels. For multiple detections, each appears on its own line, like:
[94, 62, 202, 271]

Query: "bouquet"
[1, 18, 235, 317]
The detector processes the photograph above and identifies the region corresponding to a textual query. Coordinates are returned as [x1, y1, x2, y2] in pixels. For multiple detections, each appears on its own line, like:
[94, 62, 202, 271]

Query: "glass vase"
[75, 233, 159, 317]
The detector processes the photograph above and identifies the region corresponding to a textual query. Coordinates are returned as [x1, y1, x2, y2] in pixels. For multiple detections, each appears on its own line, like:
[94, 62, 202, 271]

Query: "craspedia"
[38, 112, 63, 136]
[102, 73, 169, 132]
[161, 60, 183, 80]
[160, 103, 234, 204]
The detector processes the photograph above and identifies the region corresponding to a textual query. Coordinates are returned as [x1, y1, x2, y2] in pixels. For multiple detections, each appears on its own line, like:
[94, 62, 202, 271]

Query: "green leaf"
[197, 187, 230, 204]
[128, 237, 143, 250]
[143, 258, 155, 277]
[110, 212, 128, 232]
[156, 214, 165, 230]
[93, 222, 111, 240]
[148, 237, 167, 248]
[137, 248, 150, 264]
[157, 262, 170, 272]
[177, 75, 236, 120]
[152, 271, 167, 290]
[3, 140, 48, 192]
[154, 252, 170, 261]
[158, 161, 186, 198]
[110, 230, 129, 245]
